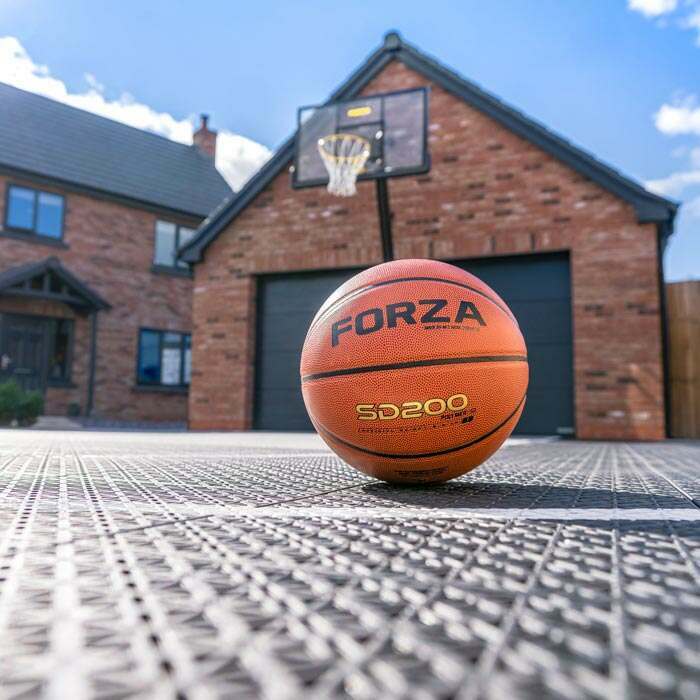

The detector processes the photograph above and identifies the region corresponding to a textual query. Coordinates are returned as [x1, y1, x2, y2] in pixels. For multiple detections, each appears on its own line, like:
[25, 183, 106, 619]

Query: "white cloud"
[0, 36, 271, 191]
[215, 131, 272, 191]
[646, 169, 700, 195]
[647, 95, 700, 200]
[684, 7, 700, 44]
[84, 72, 105, 93]
[655, 98, 700, 135]
[628, 0, 700, 43]
[628, 0, 677, 17]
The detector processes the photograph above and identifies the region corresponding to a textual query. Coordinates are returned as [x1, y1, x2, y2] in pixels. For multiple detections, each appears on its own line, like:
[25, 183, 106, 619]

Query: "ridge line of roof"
[180, 32, 677, 264]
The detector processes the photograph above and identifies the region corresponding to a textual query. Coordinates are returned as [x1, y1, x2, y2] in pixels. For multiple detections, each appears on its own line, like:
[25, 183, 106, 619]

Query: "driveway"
[0, 430, 698, 699]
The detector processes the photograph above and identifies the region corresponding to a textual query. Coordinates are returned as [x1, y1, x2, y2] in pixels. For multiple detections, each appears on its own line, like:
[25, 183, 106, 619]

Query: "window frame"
[136, 327, 191, 389]
[4, 184, 66, 241]
[152, 220, 196, 272]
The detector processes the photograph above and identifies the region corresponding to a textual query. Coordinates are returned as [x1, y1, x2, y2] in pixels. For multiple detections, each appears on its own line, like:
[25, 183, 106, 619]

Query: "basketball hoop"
[317, 133, 371, 197]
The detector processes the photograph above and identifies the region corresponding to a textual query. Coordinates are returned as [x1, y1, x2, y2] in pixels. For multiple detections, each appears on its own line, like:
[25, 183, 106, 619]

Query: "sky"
[0, 0, 698, 280]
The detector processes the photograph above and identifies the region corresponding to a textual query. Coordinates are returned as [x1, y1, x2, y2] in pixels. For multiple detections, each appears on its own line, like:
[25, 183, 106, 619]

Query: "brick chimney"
[193, 114, 217, 160]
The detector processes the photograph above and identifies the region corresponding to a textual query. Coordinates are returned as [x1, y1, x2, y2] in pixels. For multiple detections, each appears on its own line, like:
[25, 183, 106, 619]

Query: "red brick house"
[0, 83, 231, 423]
[181, 32, 677, 440]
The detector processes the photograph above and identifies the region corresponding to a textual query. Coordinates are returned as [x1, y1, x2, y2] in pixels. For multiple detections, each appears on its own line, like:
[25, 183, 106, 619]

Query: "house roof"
[181, 31, 678, 264]
[0, 256, 110, 312]
[0, 82, 232, 218]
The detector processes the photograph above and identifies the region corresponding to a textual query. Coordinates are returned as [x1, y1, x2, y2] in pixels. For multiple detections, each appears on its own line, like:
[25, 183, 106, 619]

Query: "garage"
[254, 268, 358, 431]
[253, 252, 573, 435]
[183, 33, 674, 439]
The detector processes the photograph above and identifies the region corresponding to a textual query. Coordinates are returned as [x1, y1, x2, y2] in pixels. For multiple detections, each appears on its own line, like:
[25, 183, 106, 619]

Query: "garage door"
[453, 253, 573, 435]
[254, 252, 573, 435]
[254, 269, 359, 430]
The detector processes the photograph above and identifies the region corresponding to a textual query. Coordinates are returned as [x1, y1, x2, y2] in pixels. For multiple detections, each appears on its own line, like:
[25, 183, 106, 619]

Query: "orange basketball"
[300, 259, 528, 484]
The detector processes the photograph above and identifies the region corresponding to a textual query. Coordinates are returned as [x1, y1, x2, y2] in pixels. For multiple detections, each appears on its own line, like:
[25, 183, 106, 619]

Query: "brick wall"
[190, 60, 666, 440]
[0, 175, 196, 422]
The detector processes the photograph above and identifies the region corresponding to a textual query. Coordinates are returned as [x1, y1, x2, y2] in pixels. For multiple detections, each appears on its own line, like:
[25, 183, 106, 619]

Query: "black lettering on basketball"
[331, 316, 352, 346]
[386, 301, 417, 328]
[355, 308, 384, 335]
[455, 301, 486, 326]
[331, 299, 486, 346]
[419, 299, 450, 323]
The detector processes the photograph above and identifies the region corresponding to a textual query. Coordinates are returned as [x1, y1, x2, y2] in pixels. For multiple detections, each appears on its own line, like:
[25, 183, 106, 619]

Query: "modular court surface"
[0, 431, 699, 699]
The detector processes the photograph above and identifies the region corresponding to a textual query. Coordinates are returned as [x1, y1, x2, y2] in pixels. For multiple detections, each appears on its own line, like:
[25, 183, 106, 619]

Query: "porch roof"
[0, 257, 110, 312]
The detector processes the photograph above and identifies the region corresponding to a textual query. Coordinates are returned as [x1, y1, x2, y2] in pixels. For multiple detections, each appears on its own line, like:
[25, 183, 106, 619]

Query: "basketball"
[300, 259, 529, 484]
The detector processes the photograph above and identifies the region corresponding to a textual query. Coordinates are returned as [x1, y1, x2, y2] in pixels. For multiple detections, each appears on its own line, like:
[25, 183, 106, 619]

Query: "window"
[5, 185, 64, 239]
[47, 319, 73, 384]
[153, 220, 196, 270]
[137, 329, 191, 387]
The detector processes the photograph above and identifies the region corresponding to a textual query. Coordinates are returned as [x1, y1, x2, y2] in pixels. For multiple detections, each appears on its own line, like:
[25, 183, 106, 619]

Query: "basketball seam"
[308, 276, 517, 335]
[313, 394, 527, 460]
[301, 354, 528, 383]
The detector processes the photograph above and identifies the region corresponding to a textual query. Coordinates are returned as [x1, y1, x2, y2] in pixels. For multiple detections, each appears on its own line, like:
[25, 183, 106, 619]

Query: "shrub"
[0, 381, 44, 426]
[0, 381, 21, 423]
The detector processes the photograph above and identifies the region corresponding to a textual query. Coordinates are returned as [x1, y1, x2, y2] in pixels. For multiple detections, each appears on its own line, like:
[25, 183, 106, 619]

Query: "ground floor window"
[47, 318, 73, 384]
[137, 329, 191, 387]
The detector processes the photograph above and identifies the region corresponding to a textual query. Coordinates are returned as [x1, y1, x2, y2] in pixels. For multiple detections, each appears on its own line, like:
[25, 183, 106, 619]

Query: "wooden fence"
[667, 281, 700, 438]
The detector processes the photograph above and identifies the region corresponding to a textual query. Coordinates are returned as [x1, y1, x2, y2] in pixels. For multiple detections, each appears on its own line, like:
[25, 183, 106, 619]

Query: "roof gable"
[0, 257, 110, 312]
[0, 82, 232, 217]
[181, 31, 677, 263]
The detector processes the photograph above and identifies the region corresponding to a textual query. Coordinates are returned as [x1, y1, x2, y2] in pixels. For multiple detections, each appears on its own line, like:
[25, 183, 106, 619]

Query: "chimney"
[193, 113, 217, 160]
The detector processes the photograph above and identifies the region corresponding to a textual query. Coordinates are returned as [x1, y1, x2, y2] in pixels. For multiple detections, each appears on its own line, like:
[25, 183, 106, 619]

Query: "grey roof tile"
[0, 82, 232, 217]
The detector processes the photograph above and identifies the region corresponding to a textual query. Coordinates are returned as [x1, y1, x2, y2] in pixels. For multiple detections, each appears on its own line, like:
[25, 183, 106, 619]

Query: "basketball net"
[317, 133, 371, 197]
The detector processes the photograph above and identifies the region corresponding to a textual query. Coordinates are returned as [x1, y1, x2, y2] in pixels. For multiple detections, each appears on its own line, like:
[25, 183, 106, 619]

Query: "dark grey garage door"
[254, 252, 573, 435]
[454, 253, 573, 436]
[254, 269, 359, 431]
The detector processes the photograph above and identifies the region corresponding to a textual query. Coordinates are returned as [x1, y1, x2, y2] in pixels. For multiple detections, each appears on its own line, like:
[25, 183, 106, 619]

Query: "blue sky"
[1, 0, 699, 280]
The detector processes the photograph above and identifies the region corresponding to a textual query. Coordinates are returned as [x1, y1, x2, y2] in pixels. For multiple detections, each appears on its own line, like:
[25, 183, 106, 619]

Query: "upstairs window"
[137, 329, 191, 387]
[153, 220, 196, 270]
[5, 185, 64, 239]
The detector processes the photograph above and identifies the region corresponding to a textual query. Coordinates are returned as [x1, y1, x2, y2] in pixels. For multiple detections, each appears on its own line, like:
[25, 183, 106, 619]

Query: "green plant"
[0, 381, 22, 423]
[0, 381, 44, 426]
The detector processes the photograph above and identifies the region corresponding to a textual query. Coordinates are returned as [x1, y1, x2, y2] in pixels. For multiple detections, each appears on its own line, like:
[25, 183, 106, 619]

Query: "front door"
[0, 315, 47, 392]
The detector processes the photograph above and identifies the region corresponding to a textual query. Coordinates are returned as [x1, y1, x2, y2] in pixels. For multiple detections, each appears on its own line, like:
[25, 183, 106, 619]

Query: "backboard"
[292, 87, 430, 190]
